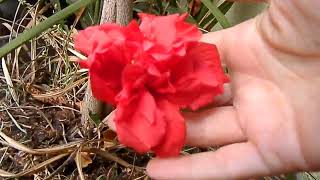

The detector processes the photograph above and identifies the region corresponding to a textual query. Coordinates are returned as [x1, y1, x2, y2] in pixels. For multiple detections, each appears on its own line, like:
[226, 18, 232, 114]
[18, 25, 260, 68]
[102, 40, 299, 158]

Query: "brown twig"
[44, 150, 78, 180]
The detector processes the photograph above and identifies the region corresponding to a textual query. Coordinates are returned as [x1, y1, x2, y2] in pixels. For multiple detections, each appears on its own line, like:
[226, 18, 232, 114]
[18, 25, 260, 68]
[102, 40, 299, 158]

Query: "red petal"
[168, 42, 229, 110]
[74, 23, 126, 56]
[138, 13, 201, 63]
[89, 50, 125, 104]
[115, 90, 166, 153]
[116, 64, 147, 103]
[139, 13, 178, 47]
[152, 99, 185, 157]
[175, 16, 201, 44]
[74, 25, 99, 55]
[124, 20, 144, 43]
[78, 59, 91, 69]
[147, 66, 176, 94]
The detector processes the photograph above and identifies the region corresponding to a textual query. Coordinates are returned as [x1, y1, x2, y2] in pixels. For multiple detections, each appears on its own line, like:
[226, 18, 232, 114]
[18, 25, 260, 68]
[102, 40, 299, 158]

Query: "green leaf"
[200, 0, 231, 29]
[89, 112, 101, 126]
[286, 174, 297, 180]
[0, 0, 97, 58]
[177, 0, 188, 12]
[195, 1, 210, 22]
[203, 1, 234, 31]
[93, 0, 102, 25]
[155, 0, 163, 14]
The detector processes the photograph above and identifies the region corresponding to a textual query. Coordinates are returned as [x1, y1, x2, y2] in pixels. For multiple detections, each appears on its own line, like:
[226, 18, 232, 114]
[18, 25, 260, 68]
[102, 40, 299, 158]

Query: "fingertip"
[146, 158, 163, 180]
[146, 157, 184, 180]
[147, 143, 273, 180]
[103, 111, 116, 131]
[146, 158, 155, 175]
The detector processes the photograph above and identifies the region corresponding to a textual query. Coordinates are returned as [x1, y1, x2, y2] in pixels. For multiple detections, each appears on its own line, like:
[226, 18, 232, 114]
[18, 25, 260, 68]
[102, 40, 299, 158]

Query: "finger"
[147, 142, 273, 180]
[184, 106, 246, 147]
[104, 111, 116, 130]
[202, 18, 264, 73]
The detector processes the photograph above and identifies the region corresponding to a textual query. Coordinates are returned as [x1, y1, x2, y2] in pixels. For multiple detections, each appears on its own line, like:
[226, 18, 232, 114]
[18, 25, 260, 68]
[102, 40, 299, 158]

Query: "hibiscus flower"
[75, 13, 228, 157]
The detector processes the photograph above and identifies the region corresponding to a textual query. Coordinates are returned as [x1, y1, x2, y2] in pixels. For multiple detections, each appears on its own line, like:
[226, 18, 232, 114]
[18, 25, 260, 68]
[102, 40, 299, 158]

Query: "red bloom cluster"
[75, 13, 228, 157]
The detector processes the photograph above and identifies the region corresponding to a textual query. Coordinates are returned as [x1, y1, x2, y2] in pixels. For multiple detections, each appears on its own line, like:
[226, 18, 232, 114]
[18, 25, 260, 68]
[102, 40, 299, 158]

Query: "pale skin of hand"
[106, 0, 320, 179]
[144, 0, 320, 179]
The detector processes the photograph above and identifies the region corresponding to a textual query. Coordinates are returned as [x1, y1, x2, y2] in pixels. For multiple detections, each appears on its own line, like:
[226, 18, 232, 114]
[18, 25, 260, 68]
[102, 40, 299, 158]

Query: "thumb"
[200, 19, 260, 71]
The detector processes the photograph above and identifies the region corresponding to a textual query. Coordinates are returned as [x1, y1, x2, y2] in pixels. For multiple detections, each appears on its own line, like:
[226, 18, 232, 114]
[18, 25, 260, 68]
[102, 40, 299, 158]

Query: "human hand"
[146, 0, 320, 179]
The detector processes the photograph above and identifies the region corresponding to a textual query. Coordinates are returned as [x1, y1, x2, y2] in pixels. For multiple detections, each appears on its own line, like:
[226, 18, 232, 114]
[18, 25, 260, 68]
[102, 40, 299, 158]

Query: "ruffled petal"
[139, 13, 178, 47]
[75, 24, 123, 55]
[152, 99, 185, 157]
[147, 65, 176, 94]
[89, 50, 126, 104]
[74, 25, 99, 55]
[168, 42, 229, 110]
[175, 14, 201, 44]
[138, 13, 201, 63]
[116, 64, 147, 104]
[115, 90, 166, 153]
[78, 59, 92, 69]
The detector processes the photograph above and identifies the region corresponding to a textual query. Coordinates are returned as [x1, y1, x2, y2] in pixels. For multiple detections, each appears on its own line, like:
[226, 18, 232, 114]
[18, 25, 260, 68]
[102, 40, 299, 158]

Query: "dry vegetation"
[0, 10, 145, 180]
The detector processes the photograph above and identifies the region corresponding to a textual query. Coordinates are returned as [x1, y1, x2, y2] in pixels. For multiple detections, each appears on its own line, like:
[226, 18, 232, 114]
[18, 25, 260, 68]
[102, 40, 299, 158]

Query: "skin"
[145, 0, 320, 179]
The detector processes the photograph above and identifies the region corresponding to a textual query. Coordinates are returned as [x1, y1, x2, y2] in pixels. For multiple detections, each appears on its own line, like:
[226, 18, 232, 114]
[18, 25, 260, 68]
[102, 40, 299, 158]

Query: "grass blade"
[200, 0, 231, 28]
[206, 2, 234, 31]
[1, 58, 18, 103]
[0, 0, 97, 58]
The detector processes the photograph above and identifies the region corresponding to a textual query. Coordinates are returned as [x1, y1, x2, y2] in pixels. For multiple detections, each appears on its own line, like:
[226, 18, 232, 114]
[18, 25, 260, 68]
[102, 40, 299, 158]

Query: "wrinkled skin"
[145, 0, 320, 179]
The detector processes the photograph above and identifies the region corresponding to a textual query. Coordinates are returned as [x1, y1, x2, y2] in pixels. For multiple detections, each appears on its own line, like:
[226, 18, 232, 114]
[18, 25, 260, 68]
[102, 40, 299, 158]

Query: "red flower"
[75, 13, 228, 157]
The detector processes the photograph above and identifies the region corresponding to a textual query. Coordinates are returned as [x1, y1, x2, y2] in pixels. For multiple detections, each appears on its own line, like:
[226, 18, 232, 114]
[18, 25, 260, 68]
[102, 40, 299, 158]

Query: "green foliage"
[89, 112, 101, 126]
[196, 1, 233, 30]
[66, 0, 102, 27]
[200, 0, 231, 28]
[133, 0, 233, 31]
[286, 174, 298, 180]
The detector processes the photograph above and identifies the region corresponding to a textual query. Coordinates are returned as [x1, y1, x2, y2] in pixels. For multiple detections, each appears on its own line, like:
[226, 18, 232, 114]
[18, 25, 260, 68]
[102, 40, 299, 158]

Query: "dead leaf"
[25, 83, 68, 105]
[74, 7, 86, 25]
[102, 129, 117, 149]
[25, 78, 87, 106]
[102, 129, 117, 141]
[77, 152, 92, 168]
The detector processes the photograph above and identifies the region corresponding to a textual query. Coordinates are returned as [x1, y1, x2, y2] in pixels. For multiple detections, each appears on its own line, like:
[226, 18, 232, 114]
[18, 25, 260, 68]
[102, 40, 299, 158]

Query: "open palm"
[147, 0, 320, 179]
